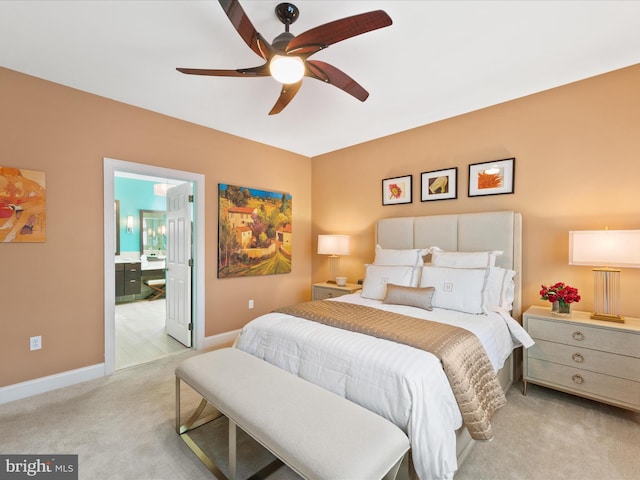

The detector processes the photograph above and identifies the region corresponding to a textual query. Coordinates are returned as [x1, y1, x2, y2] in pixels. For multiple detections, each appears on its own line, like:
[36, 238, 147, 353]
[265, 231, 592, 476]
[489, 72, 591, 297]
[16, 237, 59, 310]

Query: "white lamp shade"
[318, 235, 350, 256]
[569, 230, 640, 268]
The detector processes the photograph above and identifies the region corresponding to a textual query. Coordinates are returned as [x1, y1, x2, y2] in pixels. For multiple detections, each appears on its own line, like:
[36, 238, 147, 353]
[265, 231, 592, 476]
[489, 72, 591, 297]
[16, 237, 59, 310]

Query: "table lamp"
[317, 234, 350, 283]
[569, 229, 640, 322]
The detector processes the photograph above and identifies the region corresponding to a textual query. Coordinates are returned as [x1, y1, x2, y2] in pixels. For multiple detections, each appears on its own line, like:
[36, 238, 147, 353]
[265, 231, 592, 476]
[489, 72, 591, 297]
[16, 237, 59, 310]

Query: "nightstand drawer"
[528, 340, 640, 382]
[313, 286, 345, 300]
[312, 283, 360, 300]
[527, 317, 639, 357]
[527, 358, 640, 408]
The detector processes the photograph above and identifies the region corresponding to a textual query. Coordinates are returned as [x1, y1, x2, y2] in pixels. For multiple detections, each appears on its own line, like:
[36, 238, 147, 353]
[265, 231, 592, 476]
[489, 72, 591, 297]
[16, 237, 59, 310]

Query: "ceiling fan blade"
[177, 65, 270, 77]
[285, 10, 392, 56]
[268, 81, 302, 115]
[218, 0, 270, 59]
[305, 60, 369, 102]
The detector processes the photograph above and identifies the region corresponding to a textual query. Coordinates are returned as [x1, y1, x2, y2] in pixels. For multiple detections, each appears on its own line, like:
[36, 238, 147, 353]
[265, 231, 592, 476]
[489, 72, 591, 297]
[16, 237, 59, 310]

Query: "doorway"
[114, 175, 188, 369]
[103, 158, 205, 376]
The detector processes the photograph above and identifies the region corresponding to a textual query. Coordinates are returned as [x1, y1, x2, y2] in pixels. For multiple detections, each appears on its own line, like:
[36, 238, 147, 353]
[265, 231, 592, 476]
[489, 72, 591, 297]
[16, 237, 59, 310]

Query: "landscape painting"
[0, 166, 46, 243]
[218, 183, 292, 278]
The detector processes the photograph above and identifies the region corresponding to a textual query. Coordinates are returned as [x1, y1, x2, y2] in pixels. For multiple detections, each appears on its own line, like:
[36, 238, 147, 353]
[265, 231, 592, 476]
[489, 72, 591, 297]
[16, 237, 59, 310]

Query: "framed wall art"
[218, 183, 292, 278]
[421, 167, 457, 202]
[382, 175, 412, 206]
[468, 158, 515, 197]
[0, 166, 46, 243]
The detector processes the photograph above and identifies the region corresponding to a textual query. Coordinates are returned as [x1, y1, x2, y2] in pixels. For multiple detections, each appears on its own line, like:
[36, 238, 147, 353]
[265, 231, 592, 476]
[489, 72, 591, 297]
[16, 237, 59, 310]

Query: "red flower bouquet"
[540, 282, 581, 307]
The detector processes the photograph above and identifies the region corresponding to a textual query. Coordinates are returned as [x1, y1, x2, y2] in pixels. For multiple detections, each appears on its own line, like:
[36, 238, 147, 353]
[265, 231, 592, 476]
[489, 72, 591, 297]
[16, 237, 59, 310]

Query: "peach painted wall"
[0, 68, 311, 387]
[3, 63, 640, 390]
[312, 64, 640, 319]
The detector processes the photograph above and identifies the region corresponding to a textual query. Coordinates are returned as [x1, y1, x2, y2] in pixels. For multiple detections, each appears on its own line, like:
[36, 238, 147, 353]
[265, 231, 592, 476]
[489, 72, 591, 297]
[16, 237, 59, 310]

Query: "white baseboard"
[0, 330, 241, 405]
[0, 363, 105, 405]
[202, 329, 241, 350]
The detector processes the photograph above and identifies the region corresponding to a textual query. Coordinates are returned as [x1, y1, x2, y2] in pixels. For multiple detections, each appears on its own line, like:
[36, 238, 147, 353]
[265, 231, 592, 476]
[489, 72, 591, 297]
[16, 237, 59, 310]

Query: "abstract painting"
[382, 175, 412, 205]
[421, 167, 457, 201]
[468, 158, 515, 197]
[0, 166, 46, 243]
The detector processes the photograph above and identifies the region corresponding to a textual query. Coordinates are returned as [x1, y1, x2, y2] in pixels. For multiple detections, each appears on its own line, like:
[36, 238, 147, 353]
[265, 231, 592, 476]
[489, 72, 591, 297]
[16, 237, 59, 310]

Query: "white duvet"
[234, 293, 533, 480]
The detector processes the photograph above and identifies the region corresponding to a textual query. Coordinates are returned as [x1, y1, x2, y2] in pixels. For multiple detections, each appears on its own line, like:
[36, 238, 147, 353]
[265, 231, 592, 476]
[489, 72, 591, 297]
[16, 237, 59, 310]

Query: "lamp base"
[590, 312, 625, 323]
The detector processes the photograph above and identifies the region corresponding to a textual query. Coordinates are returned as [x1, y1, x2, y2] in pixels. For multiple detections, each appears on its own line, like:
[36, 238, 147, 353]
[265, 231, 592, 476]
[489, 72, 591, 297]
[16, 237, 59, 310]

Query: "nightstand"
[312, 282, 361, 300]
[523, 305, 640, 412]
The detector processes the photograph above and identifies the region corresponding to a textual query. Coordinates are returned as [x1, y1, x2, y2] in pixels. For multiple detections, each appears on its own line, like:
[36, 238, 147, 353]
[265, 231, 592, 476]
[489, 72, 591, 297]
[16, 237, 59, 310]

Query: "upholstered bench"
[144, 278, 165, 300]
[175, 348, 409, 480]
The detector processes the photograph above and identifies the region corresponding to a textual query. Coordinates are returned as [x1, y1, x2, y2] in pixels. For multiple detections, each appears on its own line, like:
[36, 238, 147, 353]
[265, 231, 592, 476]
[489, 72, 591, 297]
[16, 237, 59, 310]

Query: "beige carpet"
[1, 350, 638, 480]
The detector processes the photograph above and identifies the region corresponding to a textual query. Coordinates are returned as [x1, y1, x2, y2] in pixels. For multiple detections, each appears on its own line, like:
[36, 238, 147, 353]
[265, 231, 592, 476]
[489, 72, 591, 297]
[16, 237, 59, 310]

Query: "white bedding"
[234, 293, 533, 480]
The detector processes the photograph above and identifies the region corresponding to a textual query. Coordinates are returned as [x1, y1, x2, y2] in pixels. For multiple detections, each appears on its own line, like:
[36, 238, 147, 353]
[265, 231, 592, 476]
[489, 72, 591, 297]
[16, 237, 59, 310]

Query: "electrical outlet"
[30, 336, 42, 351]
[248, 299, 254, 309]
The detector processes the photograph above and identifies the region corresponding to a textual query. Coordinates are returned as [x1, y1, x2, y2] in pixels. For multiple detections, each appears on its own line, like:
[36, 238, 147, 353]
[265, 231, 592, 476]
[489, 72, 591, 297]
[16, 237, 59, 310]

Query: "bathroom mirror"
[139, 209, 166, 256]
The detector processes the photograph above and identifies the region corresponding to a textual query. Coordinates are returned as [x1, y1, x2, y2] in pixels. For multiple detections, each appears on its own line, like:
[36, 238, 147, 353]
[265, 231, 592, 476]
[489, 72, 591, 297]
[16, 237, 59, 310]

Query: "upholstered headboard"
[376, 211, 522, 319]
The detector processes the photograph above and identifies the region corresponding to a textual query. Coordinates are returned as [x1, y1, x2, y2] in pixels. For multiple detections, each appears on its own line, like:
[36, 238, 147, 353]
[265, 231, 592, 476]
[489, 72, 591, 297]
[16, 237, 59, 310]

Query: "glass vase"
[552, 301, 571, 316]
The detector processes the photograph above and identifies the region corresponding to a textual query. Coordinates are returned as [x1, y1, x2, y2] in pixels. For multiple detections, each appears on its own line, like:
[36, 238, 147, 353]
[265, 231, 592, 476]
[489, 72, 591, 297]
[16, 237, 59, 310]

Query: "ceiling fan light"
[269, 55, 305, 84]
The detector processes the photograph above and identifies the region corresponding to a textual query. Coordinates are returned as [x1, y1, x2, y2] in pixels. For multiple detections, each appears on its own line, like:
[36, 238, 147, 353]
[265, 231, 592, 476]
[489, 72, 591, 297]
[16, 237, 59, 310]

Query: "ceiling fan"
[177, 0, 392, 115]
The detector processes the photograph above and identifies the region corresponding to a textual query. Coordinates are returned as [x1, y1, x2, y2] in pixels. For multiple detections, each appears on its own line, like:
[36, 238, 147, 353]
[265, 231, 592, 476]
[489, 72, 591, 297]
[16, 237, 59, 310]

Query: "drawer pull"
[571, 374, 584, 385]
[572, 331, 584, 341]
[326, 293, 334, 298]
[572, 353, 584, 363]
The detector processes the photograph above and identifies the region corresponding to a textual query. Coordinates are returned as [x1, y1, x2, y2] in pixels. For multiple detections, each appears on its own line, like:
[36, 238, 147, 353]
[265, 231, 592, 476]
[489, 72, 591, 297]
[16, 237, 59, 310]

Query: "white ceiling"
[2, 1, 640, 157]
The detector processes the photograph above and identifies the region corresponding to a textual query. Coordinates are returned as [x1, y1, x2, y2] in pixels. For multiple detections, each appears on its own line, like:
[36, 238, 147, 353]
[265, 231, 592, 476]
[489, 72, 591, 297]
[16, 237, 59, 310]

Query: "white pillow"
[419, 266, 489, 314]
[431, 248, 503, 268]
[487, 267, 516, 311]
[500, 268, 516, 310]
[361, 265, 419, 300]
[484, 267, 511, 310]
[374, 244, 428, 266]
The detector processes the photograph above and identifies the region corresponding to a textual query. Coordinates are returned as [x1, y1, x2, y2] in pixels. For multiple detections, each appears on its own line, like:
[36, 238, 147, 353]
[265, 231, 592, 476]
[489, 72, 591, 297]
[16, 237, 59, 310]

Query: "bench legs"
[176, 376, 284, 480]
[229, 419, 237, 480]
[176, 377, 228, 479]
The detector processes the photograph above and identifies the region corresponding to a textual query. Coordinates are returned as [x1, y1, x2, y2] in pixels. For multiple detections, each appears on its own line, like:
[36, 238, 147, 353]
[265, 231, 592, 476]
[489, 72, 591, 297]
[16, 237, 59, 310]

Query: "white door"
[166, 182, 192, 347]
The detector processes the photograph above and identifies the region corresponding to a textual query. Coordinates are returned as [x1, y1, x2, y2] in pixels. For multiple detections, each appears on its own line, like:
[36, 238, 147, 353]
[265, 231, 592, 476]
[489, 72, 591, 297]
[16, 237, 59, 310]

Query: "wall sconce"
[569, 229, 640, 322]
[126, 215, 134, 234]
[318, 234, 350, 283]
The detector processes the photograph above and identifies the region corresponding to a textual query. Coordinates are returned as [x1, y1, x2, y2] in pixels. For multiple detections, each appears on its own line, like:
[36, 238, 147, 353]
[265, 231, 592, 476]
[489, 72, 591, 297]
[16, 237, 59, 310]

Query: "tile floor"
[115, 299, 188, 370]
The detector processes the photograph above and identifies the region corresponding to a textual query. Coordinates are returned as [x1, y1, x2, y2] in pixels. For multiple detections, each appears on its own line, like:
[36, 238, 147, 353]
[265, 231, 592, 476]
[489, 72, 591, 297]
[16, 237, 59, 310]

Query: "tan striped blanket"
[275, 300, 506, 440]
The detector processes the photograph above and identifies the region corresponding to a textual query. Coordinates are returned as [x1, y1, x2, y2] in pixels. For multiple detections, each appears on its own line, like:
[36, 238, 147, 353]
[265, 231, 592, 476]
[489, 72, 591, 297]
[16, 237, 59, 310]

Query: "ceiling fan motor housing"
[275, 3, 299, 28]
[272, 31, 295, 51]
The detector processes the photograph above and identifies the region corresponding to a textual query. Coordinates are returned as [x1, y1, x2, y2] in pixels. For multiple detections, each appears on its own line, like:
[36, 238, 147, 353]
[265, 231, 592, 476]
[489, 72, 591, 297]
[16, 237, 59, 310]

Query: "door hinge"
[188, 258, 194, 267]
[188, 323, 193, 331]
[188, 194, 194, 203]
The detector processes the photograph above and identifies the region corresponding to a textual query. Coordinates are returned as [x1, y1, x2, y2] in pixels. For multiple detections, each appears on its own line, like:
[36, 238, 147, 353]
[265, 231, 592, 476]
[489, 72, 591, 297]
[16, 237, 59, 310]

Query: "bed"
[234, 211, 533, 480]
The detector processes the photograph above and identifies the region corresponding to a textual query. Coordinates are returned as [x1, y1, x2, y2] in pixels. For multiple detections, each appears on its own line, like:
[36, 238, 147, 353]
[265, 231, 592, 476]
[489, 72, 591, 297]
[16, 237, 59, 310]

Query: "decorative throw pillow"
[383, 284, 435, 310]
[361, 265, 419, 300]
[419, 266, 489, 314]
